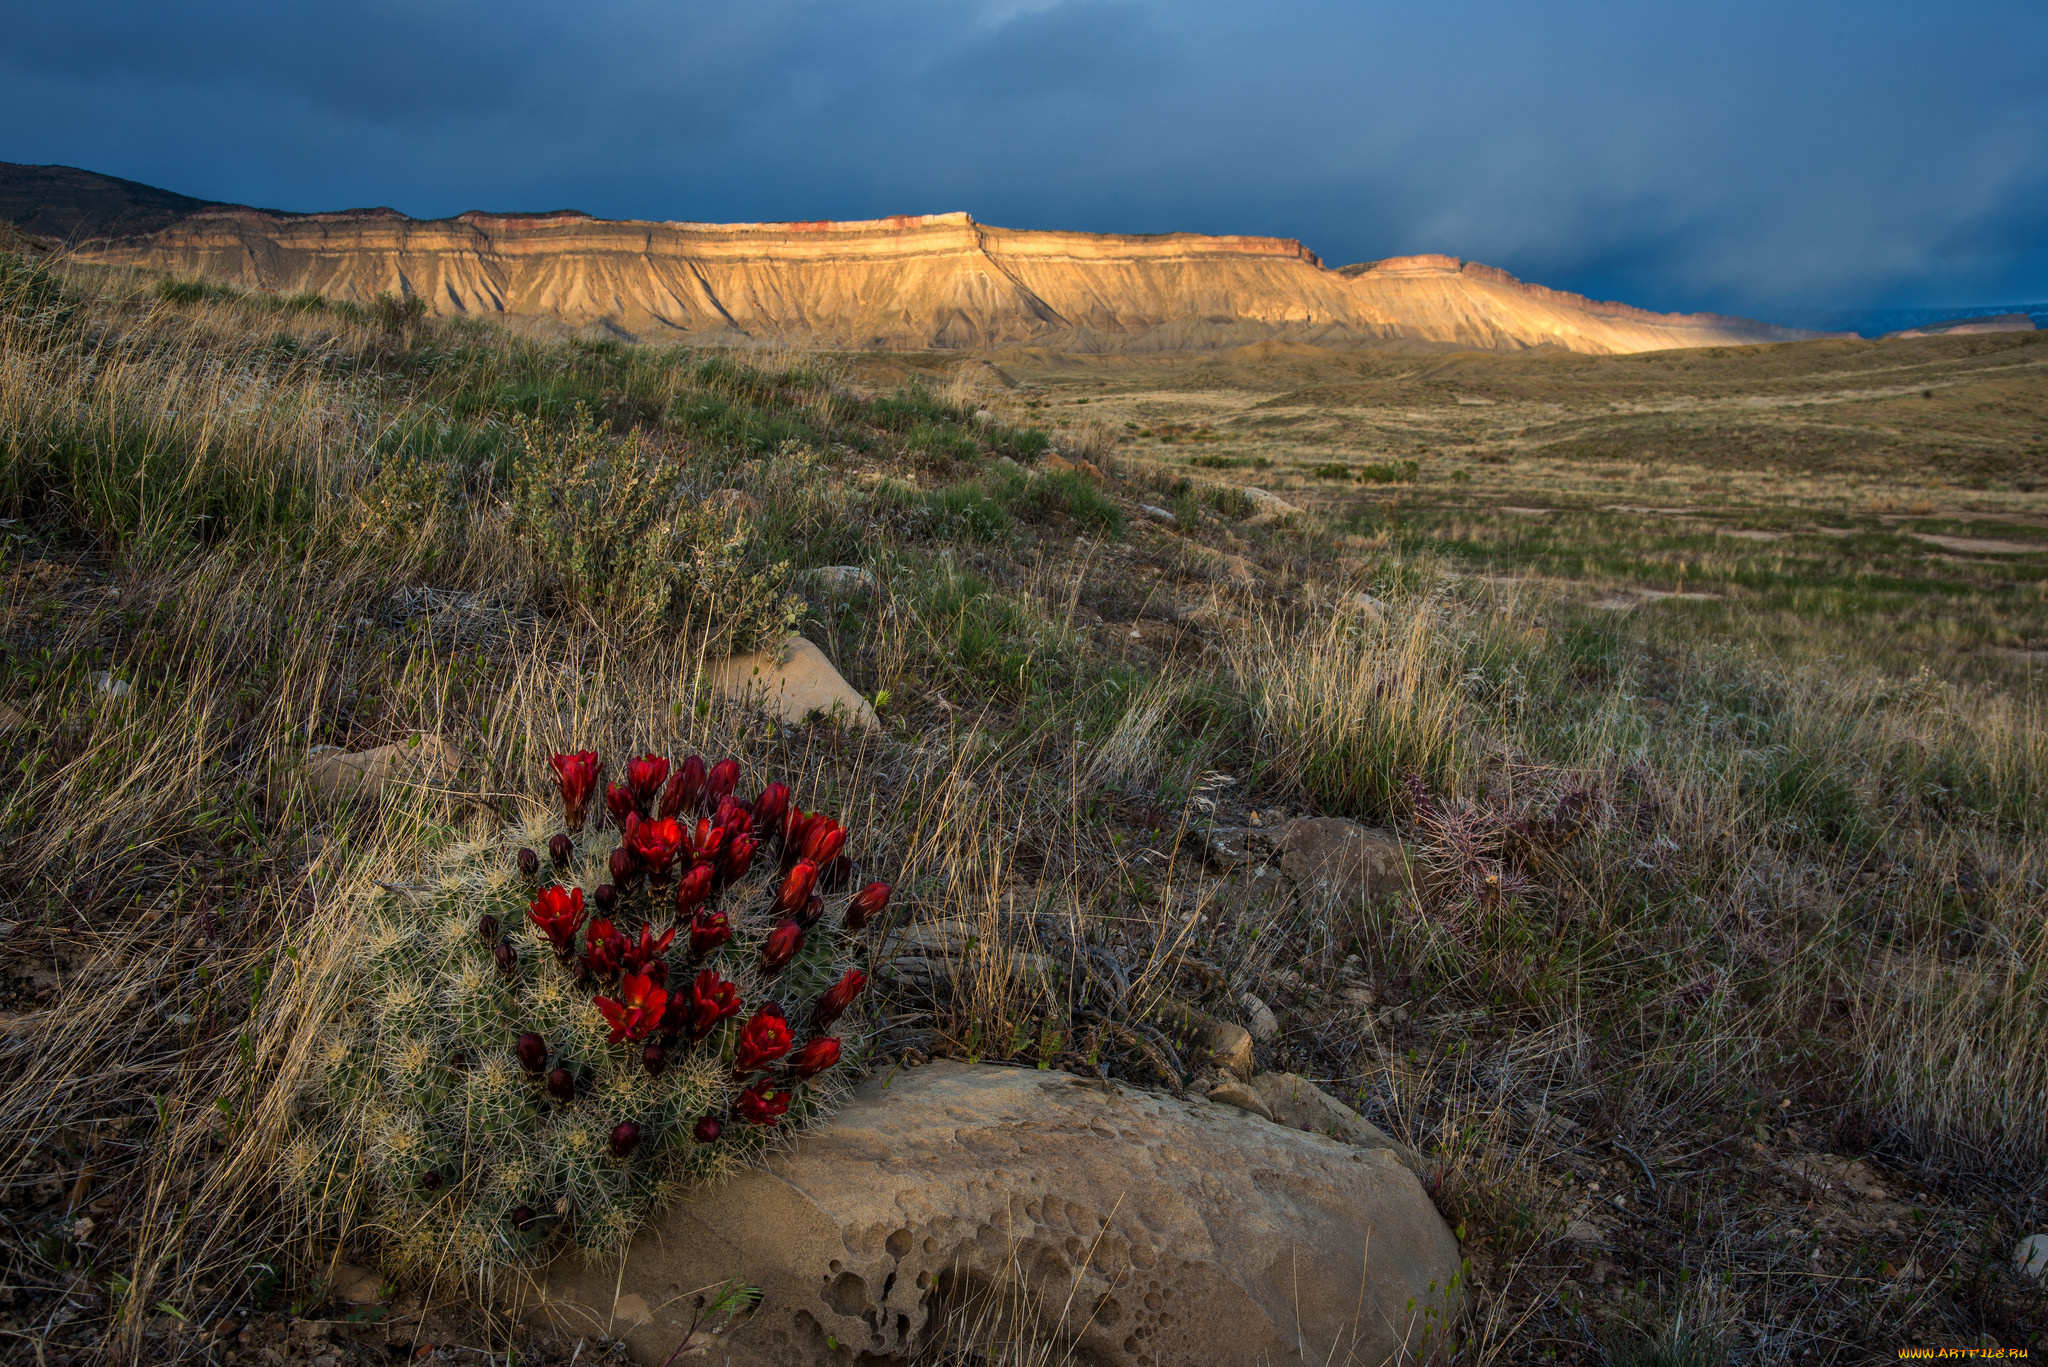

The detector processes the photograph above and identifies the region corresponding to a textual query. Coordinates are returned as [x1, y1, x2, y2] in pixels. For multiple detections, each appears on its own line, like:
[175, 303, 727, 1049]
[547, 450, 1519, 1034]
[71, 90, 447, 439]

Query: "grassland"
[0, 253, 2043, 1366]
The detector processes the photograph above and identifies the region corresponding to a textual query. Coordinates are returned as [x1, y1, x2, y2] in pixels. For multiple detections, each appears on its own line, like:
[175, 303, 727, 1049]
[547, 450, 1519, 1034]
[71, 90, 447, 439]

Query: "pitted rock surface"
[531, 1061, 1460, 1366]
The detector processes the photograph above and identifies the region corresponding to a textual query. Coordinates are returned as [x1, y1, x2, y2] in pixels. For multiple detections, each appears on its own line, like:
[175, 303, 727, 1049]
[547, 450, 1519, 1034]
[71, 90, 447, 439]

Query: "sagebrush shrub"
[286, 751, 889, 1287]
[507, 405, 804, 651]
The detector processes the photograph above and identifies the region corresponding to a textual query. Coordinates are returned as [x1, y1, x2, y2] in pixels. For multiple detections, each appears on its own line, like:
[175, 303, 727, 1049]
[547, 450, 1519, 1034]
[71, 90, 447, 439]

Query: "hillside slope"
[8, 162, 1833, 354]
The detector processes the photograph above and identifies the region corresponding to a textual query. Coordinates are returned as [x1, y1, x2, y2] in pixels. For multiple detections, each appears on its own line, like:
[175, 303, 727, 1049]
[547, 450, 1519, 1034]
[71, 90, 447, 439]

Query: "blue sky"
[4, 0, 2044, 325]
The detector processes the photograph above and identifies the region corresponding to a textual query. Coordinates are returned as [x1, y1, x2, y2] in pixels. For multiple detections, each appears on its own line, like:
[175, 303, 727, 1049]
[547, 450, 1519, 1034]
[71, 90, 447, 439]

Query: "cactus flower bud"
[786, 1035, 841, 1080]
[660, 754, 707, 819]
[549, 833, 573, 868]
[693, 1115, 722, 1144]
[752, 781, 791, 839]
[477, 912, 499, 942]
[845, 881, 891, 931]
[641, 1040, 667, 1076]
[549, 751, 602, 833]
[772, 860, 819, 917]
[546, 1067, 575, 1103]
[794, 892, 824, 930]
[449, 1049, 471, 1072]
[705, 757, 740, 810]
[759, 918, 805, 975]
[608, 845, 639, 889]
[510, 1204, 536, 1230]
[517, 847, 540, 879]
[593, 882, 618, 915]
[609, 1121, 642, 1158]
[421, 1169, 441, 1190]
[812, 969, 867, 1033]
[604, 781, 636, 830]
[494, 941, 518, 976]
[516, 1031, 547, 1074]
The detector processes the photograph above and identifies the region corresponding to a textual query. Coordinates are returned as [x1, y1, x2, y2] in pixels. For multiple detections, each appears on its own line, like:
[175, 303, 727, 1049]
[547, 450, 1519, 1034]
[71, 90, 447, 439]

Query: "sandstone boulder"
[706, 636, 879, 732]
[531, 1062, 1461, 1367]
[1240, 487, 1303, 519]
[305, 734, 460, 801]
[1277, 817, 1411, 900]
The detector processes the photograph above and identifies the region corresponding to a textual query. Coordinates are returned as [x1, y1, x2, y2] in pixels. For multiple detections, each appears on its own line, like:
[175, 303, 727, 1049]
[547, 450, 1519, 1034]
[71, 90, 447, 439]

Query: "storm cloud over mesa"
[3, 0, 2043, 321]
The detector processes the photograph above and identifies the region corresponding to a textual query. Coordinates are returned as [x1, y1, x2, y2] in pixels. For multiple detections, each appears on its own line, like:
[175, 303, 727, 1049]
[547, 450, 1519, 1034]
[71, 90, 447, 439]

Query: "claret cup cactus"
[285, 751, 887, 1287]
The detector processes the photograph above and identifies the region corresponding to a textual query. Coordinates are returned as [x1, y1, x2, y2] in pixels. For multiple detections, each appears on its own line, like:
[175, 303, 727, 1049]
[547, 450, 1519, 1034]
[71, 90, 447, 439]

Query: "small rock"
[1338, 985, 1377, 1009]
[806, 565, 876, 597]
[972, 408, 995, 424]
[1240, 487, 1302, 518]
[2014, 1232, 2048, 1281]
[306, 734, 460, 801]
[1205, 1078, 1277, 1121]
[1276, 817, 1411, 900]
[1203, 1020, 1255, 1081]
[1349, 592, 1387, 622]
[1240, 992, 1280, 1042]
[1248, 1071, 1425, 1174]
[89, 671, 131, 699]
[1562, 1219, 1608, 1248]
[994, 455, 1021, 472]
[1043, 452, 1078, 476]
[331, 1262, 384, 1305]
[1140, 504, 1177, 525]
[705, 636, 878, 732]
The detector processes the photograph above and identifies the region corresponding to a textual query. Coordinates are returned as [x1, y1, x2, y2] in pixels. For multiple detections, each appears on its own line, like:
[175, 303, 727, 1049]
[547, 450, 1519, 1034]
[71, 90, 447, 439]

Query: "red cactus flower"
[845, 881, 891, 931]
[625, 814, 684, 880]
[583, 919, 628, 978]
[549, 751, 602, 832]
[688, 907, 731, 959]
[799, 818, 848, 867]
[605, 781, 637, 829]
[752, 782, 791, 838]
[785, 1035, 842, 1080]
[732, 1005, 794, 1074]
[659, 754, 707, 819]
[610, 1120, 642, 1157]
[780, 808, 819, 861]
[683, 817, 727, 868]
[772, 860, 820, 917]
[813, 969, 867, 1032]
[713, 794, 752, 841]
[760, 918, 805, 974]
[705, 757, 740, 810]
[693, 1114, 723, 1143]
[595, 971, 669, 1044]
[528, 884, 586, 957]
[625, 754, 670, 812]
[736, 1082, 792, 1125]
[794, 893, 825, 930]
[674, 862, 716, 916]
[689, 969, 742, 1041]
[621, 923, 676, 977]
[721, 833, 760, 884]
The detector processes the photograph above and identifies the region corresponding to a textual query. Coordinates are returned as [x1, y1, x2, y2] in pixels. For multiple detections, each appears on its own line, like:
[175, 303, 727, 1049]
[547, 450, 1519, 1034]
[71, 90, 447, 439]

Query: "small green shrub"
[903, 421, 980, 469]
[1190, 454, 1271, 470]
[374, 291, 430, 335]
[924, 483, 1014, 542]
[1358, 459, 1420, 484]
[998, 470, 1123, 535]
[1311, 463, 1351, 480]
[508, 405, 802, 651]
[985, 425, 1050, 463]
[1204, 485, 1256, 519]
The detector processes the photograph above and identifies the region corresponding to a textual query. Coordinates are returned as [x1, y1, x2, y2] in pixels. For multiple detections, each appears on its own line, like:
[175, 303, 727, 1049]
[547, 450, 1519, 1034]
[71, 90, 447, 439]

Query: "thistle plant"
[286, 751, 888, 1288]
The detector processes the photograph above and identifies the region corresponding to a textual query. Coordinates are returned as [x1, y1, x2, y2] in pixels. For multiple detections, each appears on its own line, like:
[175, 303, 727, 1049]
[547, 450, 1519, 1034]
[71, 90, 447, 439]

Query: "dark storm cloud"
[3, 0, 2044, 321]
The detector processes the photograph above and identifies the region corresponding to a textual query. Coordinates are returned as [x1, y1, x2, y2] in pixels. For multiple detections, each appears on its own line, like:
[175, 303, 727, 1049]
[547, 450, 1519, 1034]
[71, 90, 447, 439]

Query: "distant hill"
[0, 161, 232, 242]
[1, 160, 1842, 356]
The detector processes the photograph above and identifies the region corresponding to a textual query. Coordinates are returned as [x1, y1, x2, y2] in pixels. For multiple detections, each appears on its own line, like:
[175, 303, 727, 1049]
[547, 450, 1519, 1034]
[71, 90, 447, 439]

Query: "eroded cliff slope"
[64, 194, 1825, 354]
